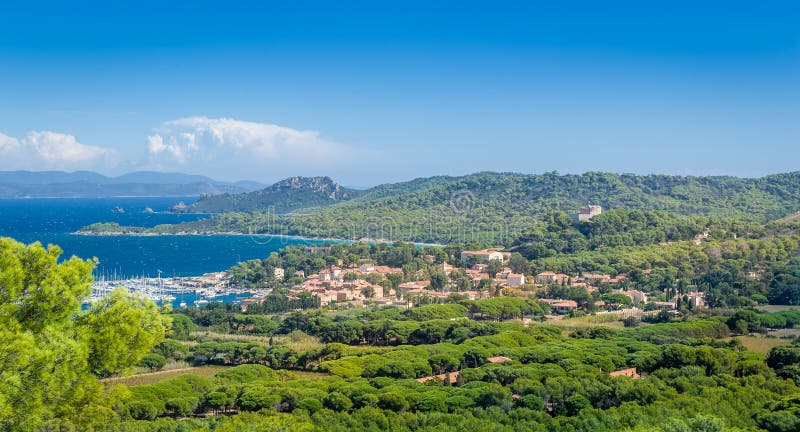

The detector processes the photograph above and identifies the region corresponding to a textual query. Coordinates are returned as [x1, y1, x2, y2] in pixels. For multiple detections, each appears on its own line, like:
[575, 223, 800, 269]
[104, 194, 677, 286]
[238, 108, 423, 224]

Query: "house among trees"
[573, 204, 602, 224]
[486, 356, 513, 364]
[398, 281, 431, 291]
[416, 371, 460, 385]
[460, 249, 509, 263]
[617, 289, 647, 304]
[609, 367, 641, 379]
[539, 299, 578, 314]
[505, 273, 526, 286]
[536, 272, 569, 284]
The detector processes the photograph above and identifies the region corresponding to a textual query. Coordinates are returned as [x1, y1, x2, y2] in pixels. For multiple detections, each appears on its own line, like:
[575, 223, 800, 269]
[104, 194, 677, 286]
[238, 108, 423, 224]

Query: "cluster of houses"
[286, 263, 399, 306]
[281, 249, 535, 307]
[244, 246, 705, 314]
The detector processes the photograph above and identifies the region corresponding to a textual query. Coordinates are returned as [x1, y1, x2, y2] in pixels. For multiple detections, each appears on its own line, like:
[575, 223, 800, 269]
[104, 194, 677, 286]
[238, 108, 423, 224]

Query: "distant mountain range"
[0, 170, 265, 198]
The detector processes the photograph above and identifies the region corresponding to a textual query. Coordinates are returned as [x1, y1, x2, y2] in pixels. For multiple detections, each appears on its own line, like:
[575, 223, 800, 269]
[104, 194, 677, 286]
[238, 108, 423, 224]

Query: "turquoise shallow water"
[0, 197, 335, 277]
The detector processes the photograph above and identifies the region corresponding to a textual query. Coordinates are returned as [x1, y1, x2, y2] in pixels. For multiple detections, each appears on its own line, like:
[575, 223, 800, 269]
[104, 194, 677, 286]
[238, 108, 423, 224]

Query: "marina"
[88, 271, 264, 309]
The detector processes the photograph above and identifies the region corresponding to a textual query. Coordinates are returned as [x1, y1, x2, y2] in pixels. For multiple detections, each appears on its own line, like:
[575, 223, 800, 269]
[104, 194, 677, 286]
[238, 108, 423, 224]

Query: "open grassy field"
[190, 330, 271, 343]
[542, 314, 626, 330]
[289, 371, 330, 380]
[756, 305, 800, 313]
[270, 332, 325, 351]
[102, 365, 331, 387]
[102, 365, 228, 386]
[729, 336, 791, 355]
[190, 330, 324, 352]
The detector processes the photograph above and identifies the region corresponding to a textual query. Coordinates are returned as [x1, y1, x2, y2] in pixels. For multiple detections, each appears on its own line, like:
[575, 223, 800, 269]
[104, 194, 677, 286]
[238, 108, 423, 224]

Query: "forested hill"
[338, 170, 800, 221]
[266, 171, 800, 241]
[81, 171, 800, 244]
[172, 176, 363, 214]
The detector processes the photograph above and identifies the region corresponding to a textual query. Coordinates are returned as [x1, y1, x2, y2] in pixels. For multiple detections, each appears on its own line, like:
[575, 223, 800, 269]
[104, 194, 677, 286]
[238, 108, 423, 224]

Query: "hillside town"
[229, 246, 709, 319]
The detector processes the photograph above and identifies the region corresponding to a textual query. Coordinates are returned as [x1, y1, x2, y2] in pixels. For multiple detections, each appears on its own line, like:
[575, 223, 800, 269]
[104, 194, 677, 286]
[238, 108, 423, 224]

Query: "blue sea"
[0, 197, 336, 278]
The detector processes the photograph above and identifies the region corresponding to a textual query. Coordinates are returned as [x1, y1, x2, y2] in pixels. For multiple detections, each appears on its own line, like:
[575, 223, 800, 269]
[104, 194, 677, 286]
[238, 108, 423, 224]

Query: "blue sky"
[0, 1, 798, 185]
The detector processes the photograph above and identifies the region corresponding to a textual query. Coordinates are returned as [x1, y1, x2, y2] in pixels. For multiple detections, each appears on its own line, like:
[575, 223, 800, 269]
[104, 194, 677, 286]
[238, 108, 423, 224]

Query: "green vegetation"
[0, 238, 170, 430]
[8, 234, 800, 430]
[96, 312, 800, 431]
[79, 171, 800, 244]
[14, 178, 800, 431]
[173, 176, 362, 214]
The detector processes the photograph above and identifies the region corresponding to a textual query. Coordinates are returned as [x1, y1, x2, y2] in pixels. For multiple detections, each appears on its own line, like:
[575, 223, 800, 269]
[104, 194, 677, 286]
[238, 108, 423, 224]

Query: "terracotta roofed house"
[417, 371, 460, 385]
[539, 298, 578, 314]
[609, 368, 640, 379]
[486, 356, 512, 364]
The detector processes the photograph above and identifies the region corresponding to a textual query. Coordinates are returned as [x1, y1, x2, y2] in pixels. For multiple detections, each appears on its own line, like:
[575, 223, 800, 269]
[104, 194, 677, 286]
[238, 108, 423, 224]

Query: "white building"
[460, 249, 507, 263]
[506, 273, 526, 286]
[573, 205, 602, 223]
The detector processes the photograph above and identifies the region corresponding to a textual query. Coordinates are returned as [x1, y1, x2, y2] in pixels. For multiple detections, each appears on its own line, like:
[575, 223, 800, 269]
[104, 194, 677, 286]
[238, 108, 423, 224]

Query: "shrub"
[298, 398, 323, 413]
[378, 392, 409, 412]
[138, 353, 167, 371]
[238, 387, 282, 411]
[128, 401, 159, 420]
[622, 316, 639, 328]
[517, 394, 545, 410]
[165, 398, 196, 417]
[324, 392, 353, 412]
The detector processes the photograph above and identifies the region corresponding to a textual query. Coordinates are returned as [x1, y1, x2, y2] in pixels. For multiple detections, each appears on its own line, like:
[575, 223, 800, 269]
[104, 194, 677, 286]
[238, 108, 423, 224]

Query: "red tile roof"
[609, 368, 640, 379]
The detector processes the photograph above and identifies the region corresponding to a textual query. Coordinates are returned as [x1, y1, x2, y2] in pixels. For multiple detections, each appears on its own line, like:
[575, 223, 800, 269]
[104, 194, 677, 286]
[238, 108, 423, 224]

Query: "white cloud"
[0, 130, 120, 172]
[146, 117, 347, 169]
[0, 117, 374, 181]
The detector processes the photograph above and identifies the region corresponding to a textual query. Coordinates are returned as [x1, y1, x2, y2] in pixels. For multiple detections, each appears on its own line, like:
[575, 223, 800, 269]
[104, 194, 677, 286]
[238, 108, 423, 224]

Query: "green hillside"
[172, 176, 363, 214]
[81, 171, 800, 244]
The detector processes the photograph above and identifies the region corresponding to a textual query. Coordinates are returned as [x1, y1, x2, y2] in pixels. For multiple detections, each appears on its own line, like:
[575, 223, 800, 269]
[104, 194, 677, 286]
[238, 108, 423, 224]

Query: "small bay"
[0, 197, 336, 277]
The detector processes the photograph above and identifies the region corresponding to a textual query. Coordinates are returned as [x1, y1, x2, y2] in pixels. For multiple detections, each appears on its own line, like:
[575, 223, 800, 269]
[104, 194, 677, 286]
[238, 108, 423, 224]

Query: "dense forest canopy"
[63, 294, 800, 432]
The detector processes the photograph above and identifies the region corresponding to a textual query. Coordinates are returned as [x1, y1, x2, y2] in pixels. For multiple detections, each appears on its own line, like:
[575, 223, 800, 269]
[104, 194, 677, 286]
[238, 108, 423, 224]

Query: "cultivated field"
[102, 365, 228, 386]
[731, 336, 791, 355]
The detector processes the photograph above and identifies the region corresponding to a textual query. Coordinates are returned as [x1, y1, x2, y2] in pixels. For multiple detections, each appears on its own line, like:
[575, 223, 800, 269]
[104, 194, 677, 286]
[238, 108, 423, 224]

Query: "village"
[239, 246, 709, 319]
[115, 204, 710, 318]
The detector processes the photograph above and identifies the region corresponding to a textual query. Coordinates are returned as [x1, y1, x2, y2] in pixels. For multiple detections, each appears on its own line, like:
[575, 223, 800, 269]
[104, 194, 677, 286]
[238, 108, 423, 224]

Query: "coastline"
[0, 195, 204, 199]
[72, 230, 445, 247]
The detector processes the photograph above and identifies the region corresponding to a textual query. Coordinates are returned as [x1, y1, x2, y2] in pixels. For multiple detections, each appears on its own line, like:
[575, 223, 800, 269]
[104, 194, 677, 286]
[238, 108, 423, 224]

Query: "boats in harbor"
[88, 270, 258, 309]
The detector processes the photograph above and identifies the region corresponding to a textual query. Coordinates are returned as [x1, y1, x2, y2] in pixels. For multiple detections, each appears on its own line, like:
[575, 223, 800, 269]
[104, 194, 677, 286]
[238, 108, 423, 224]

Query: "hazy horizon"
[2, 167, 800, 191]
